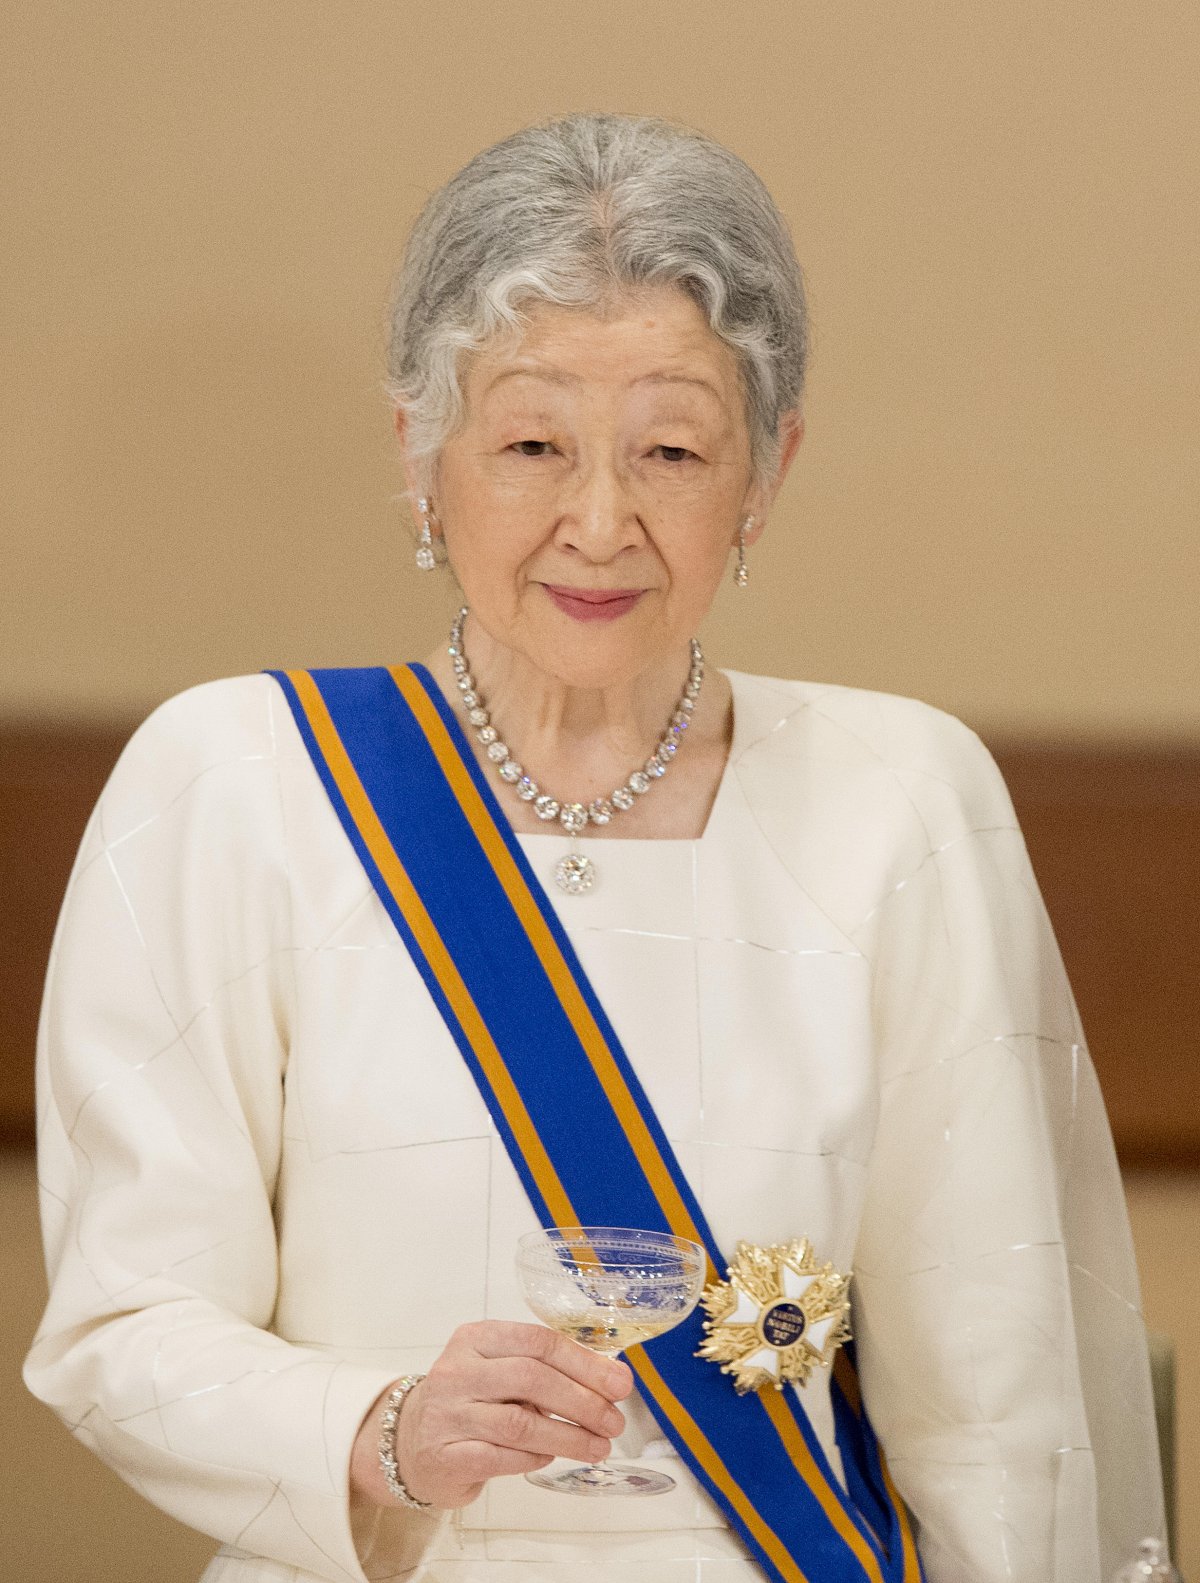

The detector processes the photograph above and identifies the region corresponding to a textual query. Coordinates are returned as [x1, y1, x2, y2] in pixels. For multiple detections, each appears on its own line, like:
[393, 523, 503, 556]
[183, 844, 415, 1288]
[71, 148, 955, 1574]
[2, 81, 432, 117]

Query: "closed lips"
[544, 586, 643, 602]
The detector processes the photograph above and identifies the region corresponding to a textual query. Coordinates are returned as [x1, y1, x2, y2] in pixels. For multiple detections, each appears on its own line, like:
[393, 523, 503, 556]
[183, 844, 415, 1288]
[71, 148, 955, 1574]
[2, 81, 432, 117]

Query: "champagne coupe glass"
[515, 1225, 708, 1496]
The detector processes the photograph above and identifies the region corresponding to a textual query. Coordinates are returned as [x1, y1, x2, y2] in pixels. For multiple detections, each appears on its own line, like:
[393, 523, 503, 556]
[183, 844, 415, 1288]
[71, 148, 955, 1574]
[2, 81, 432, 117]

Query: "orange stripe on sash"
[830, 1354, 918, 1579]
[831, 1354, 919, 1580]
[389, 666, 895, 1578]
[285, 670, 578, 1229]
[390, 667, 713, 1270]
[627, 1350, 811, 1583]
[833, 1350, 862, 1415]
[878, 1450, 921, 1581]
[279, 663, 924, 1581]
[759, 1389, 887, 1583]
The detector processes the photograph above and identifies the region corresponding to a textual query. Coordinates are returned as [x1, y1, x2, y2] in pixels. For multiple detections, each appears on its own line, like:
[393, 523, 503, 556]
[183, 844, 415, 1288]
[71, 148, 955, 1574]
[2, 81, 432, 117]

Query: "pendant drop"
[555, 852, 596, 896]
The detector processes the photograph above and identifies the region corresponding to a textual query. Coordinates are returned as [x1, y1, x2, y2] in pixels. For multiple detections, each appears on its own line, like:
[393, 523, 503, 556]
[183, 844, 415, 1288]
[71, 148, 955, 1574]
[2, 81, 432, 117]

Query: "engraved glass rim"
[516, 1225, 707, 1273]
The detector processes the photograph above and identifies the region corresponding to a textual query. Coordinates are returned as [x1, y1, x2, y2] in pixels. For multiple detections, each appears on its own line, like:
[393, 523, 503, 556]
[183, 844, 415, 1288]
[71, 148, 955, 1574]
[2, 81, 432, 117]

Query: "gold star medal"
[696, 1239, 852, 1393]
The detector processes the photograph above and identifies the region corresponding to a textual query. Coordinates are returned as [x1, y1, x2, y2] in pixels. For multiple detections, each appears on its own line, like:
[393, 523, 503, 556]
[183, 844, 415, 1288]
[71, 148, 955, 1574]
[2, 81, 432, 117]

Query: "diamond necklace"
[448, 606, 704, 895]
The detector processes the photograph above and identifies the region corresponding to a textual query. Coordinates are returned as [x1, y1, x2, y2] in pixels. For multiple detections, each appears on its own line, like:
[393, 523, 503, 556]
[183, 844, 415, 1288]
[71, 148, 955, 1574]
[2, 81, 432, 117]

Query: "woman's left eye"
[654, 445, 696, 463]
[510, 440, 554, 457]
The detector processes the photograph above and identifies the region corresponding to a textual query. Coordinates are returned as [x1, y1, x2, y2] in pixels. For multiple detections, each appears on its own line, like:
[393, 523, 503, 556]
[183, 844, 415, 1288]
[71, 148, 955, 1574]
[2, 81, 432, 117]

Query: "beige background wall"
[3, 2, 1197, 1577]
[3, 0, 1197, 737]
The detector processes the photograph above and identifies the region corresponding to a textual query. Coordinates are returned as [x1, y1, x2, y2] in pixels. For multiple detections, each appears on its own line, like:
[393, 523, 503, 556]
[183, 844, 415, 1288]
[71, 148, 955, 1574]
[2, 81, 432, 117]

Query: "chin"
[540, 653, 648, 693]
[532, 628, 661, 689]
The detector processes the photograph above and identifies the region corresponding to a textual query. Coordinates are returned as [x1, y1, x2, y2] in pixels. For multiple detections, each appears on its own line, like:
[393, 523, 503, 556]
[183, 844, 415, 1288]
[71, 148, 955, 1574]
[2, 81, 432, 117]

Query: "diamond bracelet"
[377, 1374, 432, 1510]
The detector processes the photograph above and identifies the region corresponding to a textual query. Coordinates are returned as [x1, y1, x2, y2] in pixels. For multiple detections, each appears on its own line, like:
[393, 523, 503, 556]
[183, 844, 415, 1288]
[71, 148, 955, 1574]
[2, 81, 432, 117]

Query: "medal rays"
[698, 1240, 852, 1394]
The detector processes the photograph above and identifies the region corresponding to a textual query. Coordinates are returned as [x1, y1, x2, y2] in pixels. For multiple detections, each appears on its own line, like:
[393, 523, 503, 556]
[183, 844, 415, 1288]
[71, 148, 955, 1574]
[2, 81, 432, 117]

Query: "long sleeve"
[23, 679, 409, 1582]
[851, 711, 1165, 1580]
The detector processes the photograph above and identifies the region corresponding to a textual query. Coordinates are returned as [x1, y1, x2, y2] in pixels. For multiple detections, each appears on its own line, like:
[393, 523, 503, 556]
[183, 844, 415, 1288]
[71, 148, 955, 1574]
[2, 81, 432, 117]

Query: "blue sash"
[268, 662, 923, 1583]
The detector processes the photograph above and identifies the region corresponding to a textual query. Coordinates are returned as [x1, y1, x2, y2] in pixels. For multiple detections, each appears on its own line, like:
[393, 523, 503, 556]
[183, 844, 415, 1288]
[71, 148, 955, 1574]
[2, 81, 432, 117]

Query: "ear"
[741, 411, 804, 545]
[392, 407, 432, 511]
[775, 410, 805, 487]
[742, 513, 768, 549]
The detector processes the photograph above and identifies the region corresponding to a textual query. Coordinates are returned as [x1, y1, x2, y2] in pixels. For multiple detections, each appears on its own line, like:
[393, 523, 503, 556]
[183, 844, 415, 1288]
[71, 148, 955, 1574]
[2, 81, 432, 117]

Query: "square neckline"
[510, 668, 748, 852]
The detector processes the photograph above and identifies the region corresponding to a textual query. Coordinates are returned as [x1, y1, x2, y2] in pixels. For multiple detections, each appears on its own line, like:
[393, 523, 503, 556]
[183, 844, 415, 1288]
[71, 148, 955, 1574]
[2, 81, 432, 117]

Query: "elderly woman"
[26, 114, 1164, 1582]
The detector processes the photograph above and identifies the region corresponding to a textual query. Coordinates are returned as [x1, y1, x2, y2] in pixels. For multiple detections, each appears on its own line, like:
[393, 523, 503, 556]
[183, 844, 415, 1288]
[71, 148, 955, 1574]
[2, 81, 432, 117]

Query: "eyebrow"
[638, 373, 725, 400]
[484, 367, 725, 402]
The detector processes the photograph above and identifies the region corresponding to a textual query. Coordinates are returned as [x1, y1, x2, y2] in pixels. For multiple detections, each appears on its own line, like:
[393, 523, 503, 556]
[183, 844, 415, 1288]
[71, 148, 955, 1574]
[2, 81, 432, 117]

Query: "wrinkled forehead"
[462, 287, 747, 418]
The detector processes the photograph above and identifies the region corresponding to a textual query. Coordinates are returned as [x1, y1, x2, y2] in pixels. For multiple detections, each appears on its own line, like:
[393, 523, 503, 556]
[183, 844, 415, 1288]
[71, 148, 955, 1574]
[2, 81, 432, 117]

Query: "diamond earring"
[415, 497, 438, 572]
[734, 516, 753, 588]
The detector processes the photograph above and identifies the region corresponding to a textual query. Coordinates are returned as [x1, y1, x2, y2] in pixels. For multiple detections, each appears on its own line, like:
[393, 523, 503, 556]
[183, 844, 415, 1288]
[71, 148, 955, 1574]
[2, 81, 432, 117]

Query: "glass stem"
[586, 1346, 623, 1475]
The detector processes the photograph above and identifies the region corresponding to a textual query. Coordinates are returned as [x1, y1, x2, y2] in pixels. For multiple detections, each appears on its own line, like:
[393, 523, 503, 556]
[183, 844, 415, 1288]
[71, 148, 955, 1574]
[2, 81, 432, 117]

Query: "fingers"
[461, 1320, 633, 1400]
[472, 1401, 613, 1464]
[475, 1354, 625, 1439]
[438, 1441, 556, 1484]
[395, 1394, 602, 1505]
[438, 1322, 629, 1439]
[381, 1321, 636, 1510]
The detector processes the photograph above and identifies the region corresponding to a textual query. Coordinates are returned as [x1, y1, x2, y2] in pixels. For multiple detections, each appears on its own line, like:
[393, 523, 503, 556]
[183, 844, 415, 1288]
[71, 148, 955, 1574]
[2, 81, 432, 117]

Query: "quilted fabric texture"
[24, 670, 1164, 1581]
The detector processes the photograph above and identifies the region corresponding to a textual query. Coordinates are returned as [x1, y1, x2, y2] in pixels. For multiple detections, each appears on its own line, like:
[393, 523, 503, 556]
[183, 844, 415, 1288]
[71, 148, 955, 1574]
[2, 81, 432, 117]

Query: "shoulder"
[123, 672, 287, 754]
[724, 669, 1018, 842]
[91, 674, 298, 848]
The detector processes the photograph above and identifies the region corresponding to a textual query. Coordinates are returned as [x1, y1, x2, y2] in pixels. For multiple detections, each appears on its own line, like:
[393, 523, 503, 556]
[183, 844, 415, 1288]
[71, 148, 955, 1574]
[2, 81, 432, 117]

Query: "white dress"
[24, 668, 1165, 1582]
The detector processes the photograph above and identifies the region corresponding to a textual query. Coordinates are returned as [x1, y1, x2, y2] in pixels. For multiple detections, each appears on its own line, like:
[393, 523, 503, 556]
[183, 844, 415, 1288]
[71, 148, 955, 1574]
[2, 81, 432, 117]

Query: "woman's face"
[413, 285, 797, 693]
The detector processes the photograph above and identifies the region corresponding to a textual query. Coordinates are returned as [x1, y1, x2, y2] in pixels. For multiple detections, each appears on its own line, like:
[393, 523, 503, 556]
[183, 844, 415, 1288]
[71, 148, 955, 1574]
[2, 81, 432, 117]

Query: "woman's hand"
[349, 1321, 633, 1510]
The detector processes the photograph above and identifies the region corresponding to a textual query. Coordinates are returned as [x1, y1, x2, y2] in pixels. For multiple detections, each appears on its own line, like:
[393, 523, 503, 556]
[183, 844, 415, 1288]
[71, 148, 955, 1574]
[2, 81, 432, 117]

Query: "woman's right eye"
[510, 440, 554, 457]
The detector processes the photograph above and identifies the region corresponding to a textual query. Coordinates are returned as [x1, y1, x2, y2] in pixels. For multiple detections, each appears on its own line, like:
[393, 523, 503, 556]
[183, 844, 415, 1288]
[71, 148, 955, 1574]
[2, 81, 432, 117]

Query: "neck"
[428, 610, 713, 805]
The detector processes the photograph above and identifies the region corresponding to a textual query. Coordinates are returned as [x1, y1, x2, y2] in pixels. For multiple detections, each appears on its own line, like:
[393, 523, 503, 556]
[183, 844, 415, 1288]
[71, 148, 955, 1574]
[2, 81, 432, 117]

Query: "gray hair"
[386, 112, 808, 490]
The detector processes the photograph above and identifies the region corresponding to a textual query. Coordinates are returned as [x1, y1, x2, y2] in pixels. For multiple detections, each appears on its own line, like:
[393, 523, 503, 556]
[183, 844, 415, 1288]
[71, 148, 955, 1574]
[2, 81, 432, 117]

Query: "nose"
[555, 458, 643, 563]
